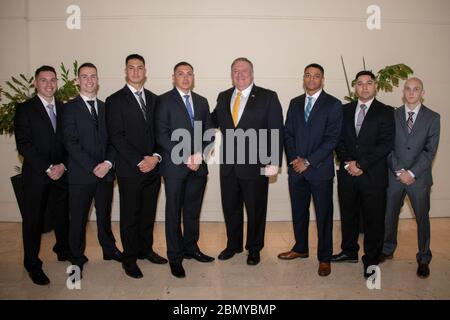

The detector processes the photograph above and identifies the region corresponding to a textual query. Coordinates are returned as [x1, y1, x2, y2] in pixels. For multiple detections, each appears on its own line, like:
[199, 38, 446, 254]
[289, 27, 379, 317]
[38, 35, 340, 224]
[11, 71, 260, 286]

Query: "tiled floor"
[0, 219, 449, 299]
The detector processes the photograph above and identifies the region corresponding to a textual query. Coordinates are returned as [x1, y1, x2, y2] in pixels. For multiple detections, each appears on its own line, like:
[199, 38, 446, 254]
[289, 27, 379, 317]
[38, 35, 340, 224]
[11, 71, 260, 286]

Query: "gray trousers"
[383, 181, 432, 264]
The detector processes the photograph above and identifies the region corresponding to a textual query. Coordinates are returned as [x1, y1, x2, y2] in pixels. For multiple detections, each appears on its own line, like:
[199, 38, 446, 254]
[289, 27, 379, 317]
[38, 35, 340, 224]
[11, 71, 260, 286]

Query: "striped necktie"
[305, 96, 313, 122]
[407, 111, 414, 133]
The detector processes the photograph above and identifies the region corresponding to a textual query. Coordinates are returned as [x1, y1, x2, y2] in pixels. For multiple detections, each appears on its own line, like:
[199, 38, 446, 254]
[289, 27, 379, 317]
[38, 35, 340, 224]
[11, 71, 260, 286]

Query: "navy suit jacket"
[155, 88, 214, 179]
[14, 95, 67, 185]
[63, 95, 115, 184]
[284, 90, 342, 180]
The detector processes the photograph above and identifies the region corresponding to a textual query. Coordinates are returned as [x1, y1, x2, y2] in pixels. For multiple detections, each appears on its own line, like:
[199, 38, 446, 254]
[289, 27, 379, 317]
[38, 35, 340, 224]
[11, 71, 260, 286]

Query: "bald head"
[404, 77, 424, 90]
[403, 77, 425, 108]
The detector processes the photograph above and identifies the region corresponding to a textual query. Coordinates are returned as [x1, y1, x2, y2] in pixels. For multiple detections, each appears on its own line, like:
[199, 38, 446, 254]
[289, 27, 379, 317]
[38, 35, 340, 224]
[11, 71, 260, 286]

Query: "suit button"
[407, 147, 411, 150]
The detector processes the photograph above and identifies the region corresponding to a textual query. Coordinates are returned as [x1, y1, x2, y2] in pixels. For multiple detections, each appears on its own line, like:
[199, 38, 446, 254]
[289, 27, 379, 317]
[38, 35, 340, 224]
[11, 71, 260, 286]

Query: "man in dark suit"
[106, 54, 167, 279]
[212, 57, 284, 266]
[333, 70, 395, 278]
[14, 65, 70, 285]
[278, 64, 342, 277]
[155, 62, 215, 278]
[381, 77, 440, 278]
[63, 63, 123, 275]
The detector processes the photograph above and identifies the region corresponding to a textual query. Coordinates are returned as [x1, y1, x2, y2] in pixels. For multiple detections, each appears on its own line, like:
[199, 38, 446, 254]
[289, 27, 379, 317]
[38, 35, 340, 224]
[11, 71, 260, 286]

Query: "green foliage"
[341, 56, 414, 102]
[0, 61, 79, 135]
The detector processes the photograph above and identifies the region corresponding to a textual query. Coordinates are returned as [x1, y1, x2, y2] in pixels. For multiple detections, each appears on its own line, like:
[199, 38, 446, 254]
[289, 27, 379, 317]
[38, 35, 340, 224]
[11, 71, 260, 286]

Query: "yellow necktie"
[232, 91, 242, 127]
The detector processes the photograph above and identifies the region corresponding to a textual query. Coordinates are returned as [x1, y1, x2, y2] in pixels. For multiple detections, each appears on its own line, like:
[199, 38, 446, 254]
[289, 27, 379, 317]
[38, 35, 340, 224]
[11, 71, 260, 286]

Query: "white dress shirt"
[230, 83, 254, 123]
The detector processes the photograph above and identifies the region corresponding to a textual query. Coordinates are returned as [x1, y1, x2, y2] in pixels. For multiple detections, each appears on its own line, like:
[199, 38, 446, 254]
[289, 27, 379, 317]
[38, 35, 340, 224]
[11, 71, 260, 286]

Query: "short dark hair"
[173, 61, 194, 73]
[355, 70, 376, 81]
[126, 54, 145, 66]
[304, 63, 324, 75]
[77, 62, 97, 76]
[231, 57, 253, 71]
[34, 65, 56, 78]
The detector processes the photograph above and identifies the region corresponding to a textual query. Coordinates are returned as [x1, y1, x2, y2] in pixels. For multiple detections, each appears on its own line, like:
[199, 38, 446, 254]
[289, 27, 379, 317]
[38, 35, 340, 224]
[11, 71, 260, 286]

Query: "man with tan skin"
[333, 71, 395, 279]
[106, 54, 167, 279]
[211, 57, 284, 266]
[14, 65, 70, 285]
[155, 62, 215, 278]
[380, 77, 440, 278]
[63, 63, 122, 276]
[278, 63, 342, 277]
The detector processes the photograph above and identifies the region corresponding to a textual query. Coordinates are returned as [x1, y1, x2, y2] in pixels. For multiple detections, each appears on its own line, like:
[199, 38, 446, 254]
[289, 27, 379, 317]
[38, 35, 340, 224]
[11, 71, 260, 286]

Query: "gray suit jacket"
[388, 104, 440, 187]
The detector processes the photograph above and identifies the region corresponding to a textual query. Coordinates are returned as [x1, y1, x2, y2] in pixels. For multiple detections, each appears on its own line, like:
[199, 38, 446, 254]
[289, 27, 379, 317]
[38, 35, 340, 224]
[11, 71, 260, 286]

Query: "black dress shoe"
[417, 263, 430, 278]
[247, 252, 260, 266]
[185, 251, 215, 263]
[331, 252, 358, 263]
[29, 269, 50, 285]
[170, 262, 186, 278]
[122, 263, 143, 279]
[103, 250, 123, 262]
[218, 248, 243, 261]
[138, 251, 168, 264]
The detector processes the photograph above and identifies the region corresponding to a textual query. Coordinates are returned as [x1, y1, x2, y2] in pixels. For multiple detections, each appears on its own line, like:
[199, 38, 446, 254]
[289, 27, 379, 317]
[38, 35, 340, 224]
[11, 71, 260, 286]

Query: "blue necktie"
[184, 95, 194, 126]
[305, 96, 313, 122]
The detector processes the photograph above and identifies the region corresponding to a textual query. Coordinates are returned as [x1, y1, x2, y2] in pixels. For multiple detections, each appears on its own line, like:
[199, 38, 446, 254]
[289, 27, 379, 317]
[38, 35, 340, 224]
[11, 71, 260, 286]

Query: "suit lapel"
[223, 88, 235, 128]
[172, 88, 193, 128]
[305, 91, 325, 123]
[123, 85, 147, 124]
[298, 95, 306, 122]
[409, 105, 428, 136]
[34, 96, 56, 134]
[357, 99, 379, 138]
[236, 85, 258, 128]
[348, 102, 358, 139]
[397, 106, 409, 135]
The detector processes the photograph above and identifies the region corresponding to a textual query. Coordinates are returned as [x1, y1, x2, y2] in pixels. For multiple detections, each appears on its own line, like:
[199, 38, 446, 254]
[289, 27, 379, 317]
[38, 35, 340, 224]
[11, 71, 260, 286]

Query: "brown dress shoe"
[277, 250, 309, 260]
[318, 262, 331, 277]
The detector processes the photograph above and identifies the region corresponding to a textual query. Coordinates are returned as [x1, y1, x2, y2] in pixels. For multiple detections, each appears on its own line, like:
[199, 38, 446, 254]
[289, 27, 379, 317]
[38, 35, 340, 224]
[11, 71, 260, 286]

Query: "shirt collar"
[306, 89, 322, 101]
[405, 103, 421, 114]
[357, 97, 375, 110]
[176, 87, 192, 99]
[127, 83, 144, 95]
[37, 94, 55, 108]
[80, 93, 96, 103]
[234, 83, 254, 98]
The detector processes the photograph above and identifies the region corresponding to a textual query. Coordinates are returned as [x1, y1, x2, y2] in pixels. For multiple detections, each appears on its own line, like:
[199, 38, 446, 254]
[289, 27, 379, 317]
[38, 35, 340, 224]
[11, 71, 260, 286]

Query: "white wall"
[1, 0, 449, 221]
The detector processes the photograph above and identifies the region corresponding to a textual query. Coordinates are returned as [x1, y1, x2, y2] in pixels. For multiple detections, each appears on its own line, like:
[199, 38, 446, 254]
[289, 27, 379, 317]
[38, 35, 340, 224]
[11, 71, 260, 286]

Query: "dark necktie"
[87, 100, 98, 129]
[135, 91, 147, 121]
[407, 111, 414, 133]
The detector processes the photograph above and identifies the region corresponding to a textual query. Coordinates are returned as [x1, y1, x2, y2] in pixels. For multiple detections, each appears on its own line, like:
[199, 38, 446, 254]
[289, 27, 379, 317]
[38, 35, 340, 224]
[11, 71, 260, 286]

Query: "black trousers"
[164, 174, 207, 263]
[289, 175, 334, 262]
[117, 174, 161, 265]
[337, 170, 386, 266]
[69, 181, 117, 264]
[22, 181, 69, 272]
[220, 169, 269, 253]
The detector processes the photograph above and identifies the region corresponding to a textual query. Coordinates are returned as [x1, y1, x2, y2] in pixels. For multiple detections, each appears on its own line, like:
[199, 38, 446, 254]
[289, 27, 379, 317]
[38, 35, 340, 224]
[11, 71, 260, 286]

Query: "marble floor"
[0, 219, 449, 299]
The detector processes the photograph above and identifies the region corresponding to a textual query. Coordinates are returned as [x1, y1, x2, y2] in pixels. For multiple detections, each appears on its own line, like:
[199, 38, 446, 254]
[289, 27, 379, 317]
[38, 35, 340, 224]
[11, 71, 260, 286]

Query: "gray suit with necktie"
[383, 105, 440, 264]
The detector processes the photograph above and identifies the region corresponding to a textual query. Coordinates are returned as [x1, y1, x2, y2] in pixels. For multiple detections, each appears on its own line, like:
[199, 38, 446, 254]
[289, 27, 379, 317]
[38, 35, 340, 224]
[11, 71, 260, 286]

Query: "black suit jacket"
[211, 85, 284, 179]
[105, 85, 159, 178]
[63, 95, 115, 184]
[14, 95, 67, 185]
[155, 88, 214, 179]
[336, 99, 395, 187]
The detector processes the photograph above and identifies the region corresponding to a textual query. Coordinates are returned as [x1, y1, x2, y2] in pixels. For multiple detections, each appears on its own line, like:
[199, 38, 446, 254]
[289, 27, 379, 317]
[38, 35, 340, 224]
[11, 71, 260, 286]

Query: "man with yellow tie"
[211, 57, 284, 265]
